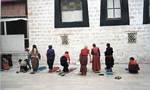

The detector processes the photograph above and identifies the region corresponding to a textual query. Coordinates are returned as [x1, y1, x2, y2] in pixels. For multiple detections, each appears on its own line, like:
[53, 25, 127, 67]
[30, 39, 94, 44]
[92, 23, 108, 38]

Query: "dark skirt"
[105, 55, 114, 69]
[80, 56, 88, 75]
[47, 57, 55, 70]
[128, 64, 140, 74]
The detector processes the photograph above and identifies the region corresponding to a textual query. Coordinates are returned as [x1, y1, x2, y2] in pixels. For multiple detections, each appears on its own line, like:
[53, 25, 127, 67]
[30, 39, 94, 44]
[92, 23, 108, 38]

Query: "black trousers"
[105, 56, 114, 69]
[20, 66, 28, 72]
[47, 58, 54, 70]
[61, 61, 69, 72]
[27, 60, 31, 70]
[129, 70, 138, 74]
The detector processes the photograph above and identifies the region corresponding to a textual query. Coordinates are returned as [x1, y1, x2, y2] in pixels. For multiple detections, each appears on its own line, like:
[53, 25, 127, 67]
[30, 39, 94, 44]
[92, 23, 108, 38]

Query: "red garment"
[128, 60, 139, 73]
[79, 48, 89, 75]
[80, 48, 89, 56]
[64, 53, 70, 61]
[129, 60, 137, 65]
[91, 47, 101, 72]
[80, 56, 88, 75]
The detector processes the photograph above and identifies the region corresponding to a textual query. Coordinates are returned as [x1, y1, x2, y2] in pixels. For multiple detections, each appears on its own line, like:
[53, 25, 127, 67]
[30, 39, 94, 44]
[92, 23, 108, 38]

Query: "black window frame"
[100, 0, 129, 26]
[55, 0, 89, 28]
[1, 22, 5, 35]
[143, 0, 150, 24]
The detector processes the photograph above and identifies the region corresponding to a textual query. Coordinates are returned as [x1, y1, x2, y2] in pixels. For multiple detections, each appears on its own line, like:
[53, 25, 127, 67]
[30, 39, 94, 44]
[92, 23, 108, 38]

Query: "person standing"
[25, 48, 31, 70]
[46, 45, 55, 72]
[79, 46, 90, 76]
[30, 45, 41, 74]
[104, 43, 114, 72]
[91, 44, 101, 73]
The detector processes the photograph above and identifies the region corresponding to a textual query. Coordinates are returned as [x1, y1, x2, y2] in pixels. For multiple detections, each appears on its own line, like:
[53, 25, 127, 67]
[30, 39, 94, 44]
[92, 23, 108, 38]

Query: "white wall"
[27, 0, 150, 64]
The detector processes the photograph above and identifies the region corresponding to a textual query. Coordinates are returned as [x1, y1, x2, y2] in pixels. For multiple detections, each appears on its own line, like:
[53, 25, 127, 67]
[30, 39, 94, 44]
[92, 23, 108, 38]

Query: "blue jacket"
[47, 49, 55, 59]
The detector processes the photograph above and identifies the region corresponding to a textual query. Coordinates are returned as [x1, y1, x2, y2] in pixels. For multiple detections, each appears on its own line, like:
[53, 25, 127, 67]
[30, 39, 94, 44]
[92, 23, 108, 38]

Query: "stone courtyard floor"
[1, 63, 150, 90]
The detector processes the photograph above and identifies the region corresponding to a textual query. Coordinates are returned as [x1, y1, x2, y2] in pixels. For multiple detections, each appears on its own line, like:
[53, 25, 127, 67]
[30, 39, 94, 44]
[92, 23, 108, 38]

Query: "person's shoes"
[94, 71, 100, 73]
[99, 73, 104, 76]
[30, 71, 35, 74]
[78, 73, 83, 75]
[78, 73, 86, 76]
[115, 76, 122, 80]
[48, 69, 52, 73]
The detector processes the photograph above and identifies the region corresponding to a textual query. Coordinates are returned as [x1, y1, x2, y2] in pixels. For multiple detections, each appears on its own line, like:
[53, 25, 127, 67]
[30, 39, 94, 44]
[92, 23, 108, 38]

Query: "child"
[18, 59, 28, 73]
[128, 57, 140, 74]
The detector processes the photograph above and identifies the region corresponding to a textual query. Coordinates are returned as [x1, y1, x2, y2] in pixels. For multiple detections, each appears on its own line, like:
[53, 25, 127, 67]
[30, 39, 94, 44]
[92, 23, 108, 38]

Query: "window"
[128, 32, 137, 44]
[1, 22, 4, 35]
[100, 0, 129, 26]
[55, 0, 89, 28]
[1, 0, 28, 48]
[1, 20, 29, 48]
[1, 0, 27, 18]
[143, 0, 150, 24]
[107, 0, 121, 19]
[61, 35, 69, 45]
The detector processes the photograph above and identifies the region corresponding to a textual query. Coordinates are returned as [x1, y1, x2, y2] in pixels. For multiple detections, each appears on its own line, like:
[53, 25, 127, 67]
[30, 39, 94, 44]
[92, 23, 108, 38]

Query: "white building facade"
[26, 0, 150, 64]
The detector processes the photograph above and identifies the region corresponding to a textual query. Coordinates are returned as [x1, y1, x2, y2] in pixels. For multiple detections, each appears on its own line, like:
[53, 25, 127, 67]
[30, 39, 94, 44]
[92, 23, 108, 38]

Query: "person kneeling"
[18, 59, 28, 73]
[60, 56, 69, 72]
[128, 57, 140, 74]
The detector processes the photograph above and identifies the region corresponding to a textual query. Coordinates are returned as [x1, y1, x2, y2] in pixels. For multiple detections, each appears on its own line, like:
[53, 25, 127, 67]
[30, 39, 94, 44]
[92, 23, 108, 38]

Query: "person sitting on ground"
[1, 57, 10, 70]
[128, 57, 140, 74]
[18, 59, 29, 73]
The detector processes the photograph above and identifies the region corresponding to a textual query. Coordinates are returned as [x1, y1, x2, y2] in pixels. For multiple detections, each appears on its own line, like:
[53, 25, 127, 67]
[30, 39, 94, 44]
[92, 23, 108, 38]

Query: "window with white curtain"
[61, 0, 83, 22]
[100, 0, 129, 26]
[55, 0, 89, 28]
[107, 0, 121, 19]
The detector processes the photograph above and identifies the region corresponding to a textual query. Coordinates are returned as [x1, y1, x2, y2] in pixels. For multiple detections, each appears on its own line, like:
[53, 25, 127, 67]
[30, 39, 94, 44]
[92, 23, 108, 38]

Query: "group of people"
[17, 45, 41, 74]
[79, 43, 114, 75]
[14, 43, 140, 75]
[46, 45, 70, 73]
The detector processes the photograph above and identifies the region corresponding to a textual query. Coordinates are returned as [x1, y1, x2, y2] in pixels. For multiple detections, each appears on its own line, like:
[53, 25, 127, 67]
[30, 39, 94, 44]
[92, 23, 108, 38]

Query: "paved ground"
[1, 63, 150, 90]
